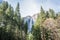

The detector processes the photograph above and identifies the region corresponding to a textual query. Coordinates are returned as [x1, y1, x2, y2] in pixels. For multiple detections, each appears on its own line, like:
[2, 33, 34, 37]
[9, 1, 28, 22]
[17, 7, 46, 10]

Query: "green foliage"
[0, 27, 17, 40]
[24, 22, 28, 34]
[33, 6, 47, 40]
[26, 33, 33, 40]
[2, 1, 8, 11]
[49, 9, 55, 18]
[46, 11, 49, 18]
[32, 6, 60, 40]
[35, 6, 46, 27]
[0, 1, 22, 40]
[0, 1, 60, 40]
[15, 2, 21, 25]
[32, 25, 42, 40]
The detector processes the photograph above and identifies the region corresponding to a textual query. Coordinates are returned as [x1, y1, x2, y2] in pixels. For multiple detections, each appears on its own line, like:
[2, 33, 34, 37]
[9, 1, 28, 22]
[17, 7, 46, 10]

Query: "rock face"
[23, 16, 34, 33]
[43, 18, 60, 40]
[23, 13, 38, 33]
[32, 14, 38, 22]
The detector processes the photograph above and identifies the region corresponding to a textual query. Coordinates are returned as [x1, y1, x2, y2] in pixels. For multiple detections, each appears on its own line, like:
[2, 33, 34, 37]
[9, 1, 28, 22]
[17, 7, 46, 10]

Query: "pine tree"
[24, 22, 28, 35]
[49, 9, 55, 18]
[33, 6, 46, 40]
[46, 11, 49, 18]
[2, 1, 8, 11]
[24, 22, 28, 40]
[35, 6, 46, 27]
[15, 2, 21, 24]
[14, 2, 22, 40]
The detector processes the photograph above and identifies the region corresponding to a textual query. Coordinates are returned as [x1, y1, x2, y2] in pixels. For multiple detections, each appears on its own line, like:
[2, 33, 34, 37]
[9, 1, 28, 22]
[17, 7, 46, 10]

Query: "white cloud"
[39, 0, 60, 12]
[20, 0, 40, 17]
[3, 0, 60, 17]
[3, 0, 39, 17]
[3, 0, 7, 1]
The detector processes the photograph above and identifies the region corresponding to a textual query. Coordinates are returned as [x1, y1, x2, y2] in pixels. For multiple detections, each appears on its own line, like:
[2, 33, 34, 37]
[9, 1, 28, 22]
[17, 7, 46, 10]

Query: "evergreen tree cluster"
[32, 6, 60, 40]
[0, 1, 60, 40]
[0, 1, 28, 40]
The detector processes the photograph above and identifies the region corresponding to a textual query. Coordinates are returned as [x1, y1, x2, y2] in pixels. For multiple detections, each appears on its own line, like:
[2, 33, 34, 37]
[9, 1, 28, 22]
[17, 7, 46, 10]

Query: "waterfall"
[23, 16, 34, 33]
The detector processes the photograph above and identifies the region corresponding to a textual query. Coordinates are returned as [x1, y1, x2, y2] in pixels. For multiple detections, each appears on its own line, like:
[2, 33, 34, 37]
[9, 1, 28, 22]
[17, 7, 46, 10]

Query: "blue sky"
[3, 0, 60, 17]
[0, 0, 2, 3]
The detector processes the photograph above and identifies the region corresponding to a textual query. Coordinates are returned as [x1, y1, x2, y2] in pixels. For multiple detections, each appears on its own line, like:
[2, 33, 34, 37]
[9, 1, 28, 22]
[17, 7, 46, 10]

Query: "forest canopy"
[0, 1, 60, 40]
